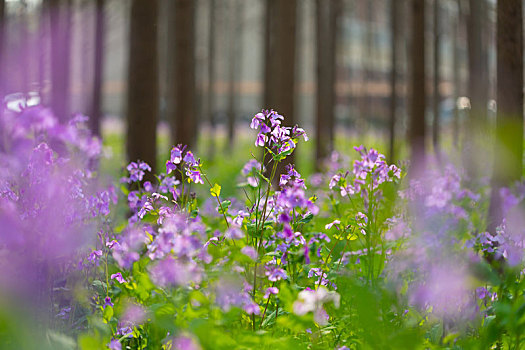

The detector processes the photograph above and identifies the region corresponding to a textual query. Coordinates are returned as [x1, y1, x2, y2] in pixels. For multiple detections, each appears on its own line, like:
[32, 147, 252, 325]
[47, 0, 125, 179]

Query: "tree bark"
[315, 0, 339, 170]
[48, 0, 72, 122]
[227, 0, 243, 150]
[488, 0, 523, 232]
[452, 0, 461, 148]
[89, 0, 105, 137]
[467, 0, 487, 122]
[408, 0, 426, 173]
[388, 0, 398, 163]
[0, 0, 5, 102]
[432, 0, 440, 156]
[169, 0, 196, 149]
[126, 0, 159, 174]
[464, 0, 488, 175]
[207, 0, 216, 156]
[263, 0, 297, 179]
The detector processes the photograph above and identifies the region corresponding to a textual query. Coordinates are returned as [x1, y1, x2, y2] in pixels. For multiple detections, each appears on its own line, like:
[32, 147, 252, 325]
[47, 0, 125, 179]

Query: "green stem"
[259, 281, 276, 328]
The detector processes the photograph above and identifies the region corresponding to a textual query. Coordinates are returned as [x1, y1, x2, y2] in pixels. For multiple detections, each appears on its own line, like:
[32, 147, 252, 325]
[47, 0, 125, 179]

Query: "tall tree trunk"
[315, 0, 338, 170]
[38, 0, 48, 104]
[409, 0, 426, 173]
[263, 0, 272, 110]
[452, 0, 461, 149]
[0, 0, 5, 103]
[227, 0, 243, 150]
[207, 0, 216, 156]
[467, 0, 486, 120]
[21, 1, 29, 97]
[488, 0, 523, 233]
[264, 0, 297, 179]
[126, 0, 159, 173]
[465, 0, 488, 175]
[359, 0, 373, 138]
[48, 0, 72, 122]
[170, 0, 196, 148]
[432, 0, 441, 155]
[388, 0, 398, 163]
[89, 0, 105, 137]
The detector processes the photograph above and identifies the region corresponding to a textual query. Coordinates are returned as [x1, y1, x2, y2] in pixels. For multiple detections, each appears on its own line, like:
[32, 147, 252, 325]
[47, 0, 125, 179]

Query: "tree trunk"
[264, 0, 297, 179]
[464, 0, 488, 175]
[227, 0, 243, 150]
[38, 0, 48, 105]
[452, 0, 460, 148]
[408, 0, 426, 173]
[0, 0, 5, 102]
[48, 0, 72, 122]
[315, 0, 339, 170]
[207, 0, 216, 156]
[488, 0, 523, 233]
[359, 0, 373, 138]
[126, 0, 159, 173]
[89, 0, 105, 137]
[467, 0, 487, 121]
[169, 0, 196, 149]
[388, 0, 398, 163]
[20, 1, 29, 96]
[432, 0, 440, 156]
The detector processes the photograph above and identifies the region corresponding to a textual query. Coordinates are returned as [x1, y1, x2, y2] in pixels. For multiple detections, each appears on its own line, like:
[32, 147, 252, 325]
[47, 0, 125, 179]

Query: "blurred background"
[0, 0, 500, 180]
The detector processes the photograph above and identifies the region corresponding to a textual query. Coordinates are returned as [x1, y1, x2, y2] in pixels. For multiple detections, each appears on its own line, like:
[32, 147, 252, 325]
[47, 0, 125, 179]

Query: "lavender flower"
[111, 272, 127, 284]
[292, 287, 340, 326]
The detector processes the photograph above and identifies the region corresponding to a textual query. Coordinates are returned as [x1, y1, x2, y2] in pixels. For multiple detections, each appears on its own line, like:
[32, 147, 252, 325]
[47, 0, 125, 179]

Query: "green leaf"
[103, 306, 113, 323]
[92, 280, 107, 294]
[120, 184, 129, 196]
[298, 213, 314, 225]
[142, 211, 159, 224]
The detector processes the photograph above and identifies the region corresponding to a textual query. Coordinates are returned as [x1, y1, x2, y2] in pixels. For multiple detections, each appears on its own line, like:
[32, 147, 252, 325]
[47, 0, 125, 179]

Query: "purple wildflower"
[111, 272, 127, 284]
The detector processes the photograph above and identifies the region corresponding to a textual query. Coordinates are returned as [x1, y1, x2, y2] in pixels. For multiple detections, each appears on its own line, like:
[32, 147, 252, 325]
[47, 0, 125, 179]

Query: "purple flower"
[265, 263, 288, 282]
[293, 287, 340, 326]
[56, 306, 71, 320]
[225, 226, 245, 240]
[329, 174, 341, 189]
[138, 200, 154, 219]
[148, 257, 202, 287]
[264, 287, 279, 299]
[244, 302, 261, 315]
[325, 220, 341, 230]
[88, 250, 103, 264]
[111, 272, 127, 284]
[476, 287, 488, 300]
[255, 133, 267, 147]
[106, 240, 120, 250]
[166, 160, 177, 174]
[186, 169, 203, 184]
[241, 246, 258, 260]
[121, 304, 147, 325]
[183, 151, 197, 165]
[170, 145, 186, 164]
[104, 296, 114, 309]
[108, 339, 122, 350]
[173, 334, 202, 350]
[125, 161, 151, 183]
[250, 112, 265, 129]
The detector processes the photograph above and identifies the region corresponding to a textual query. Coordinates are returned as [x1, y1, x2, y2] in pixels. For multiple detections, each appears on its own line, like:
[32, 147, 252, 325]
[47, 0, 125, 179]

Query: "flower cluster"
[0, 105, 116, 340]
[250, 109, 307, 159]
[166, 144, 203, 184]
[329, 146, 400, 200]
